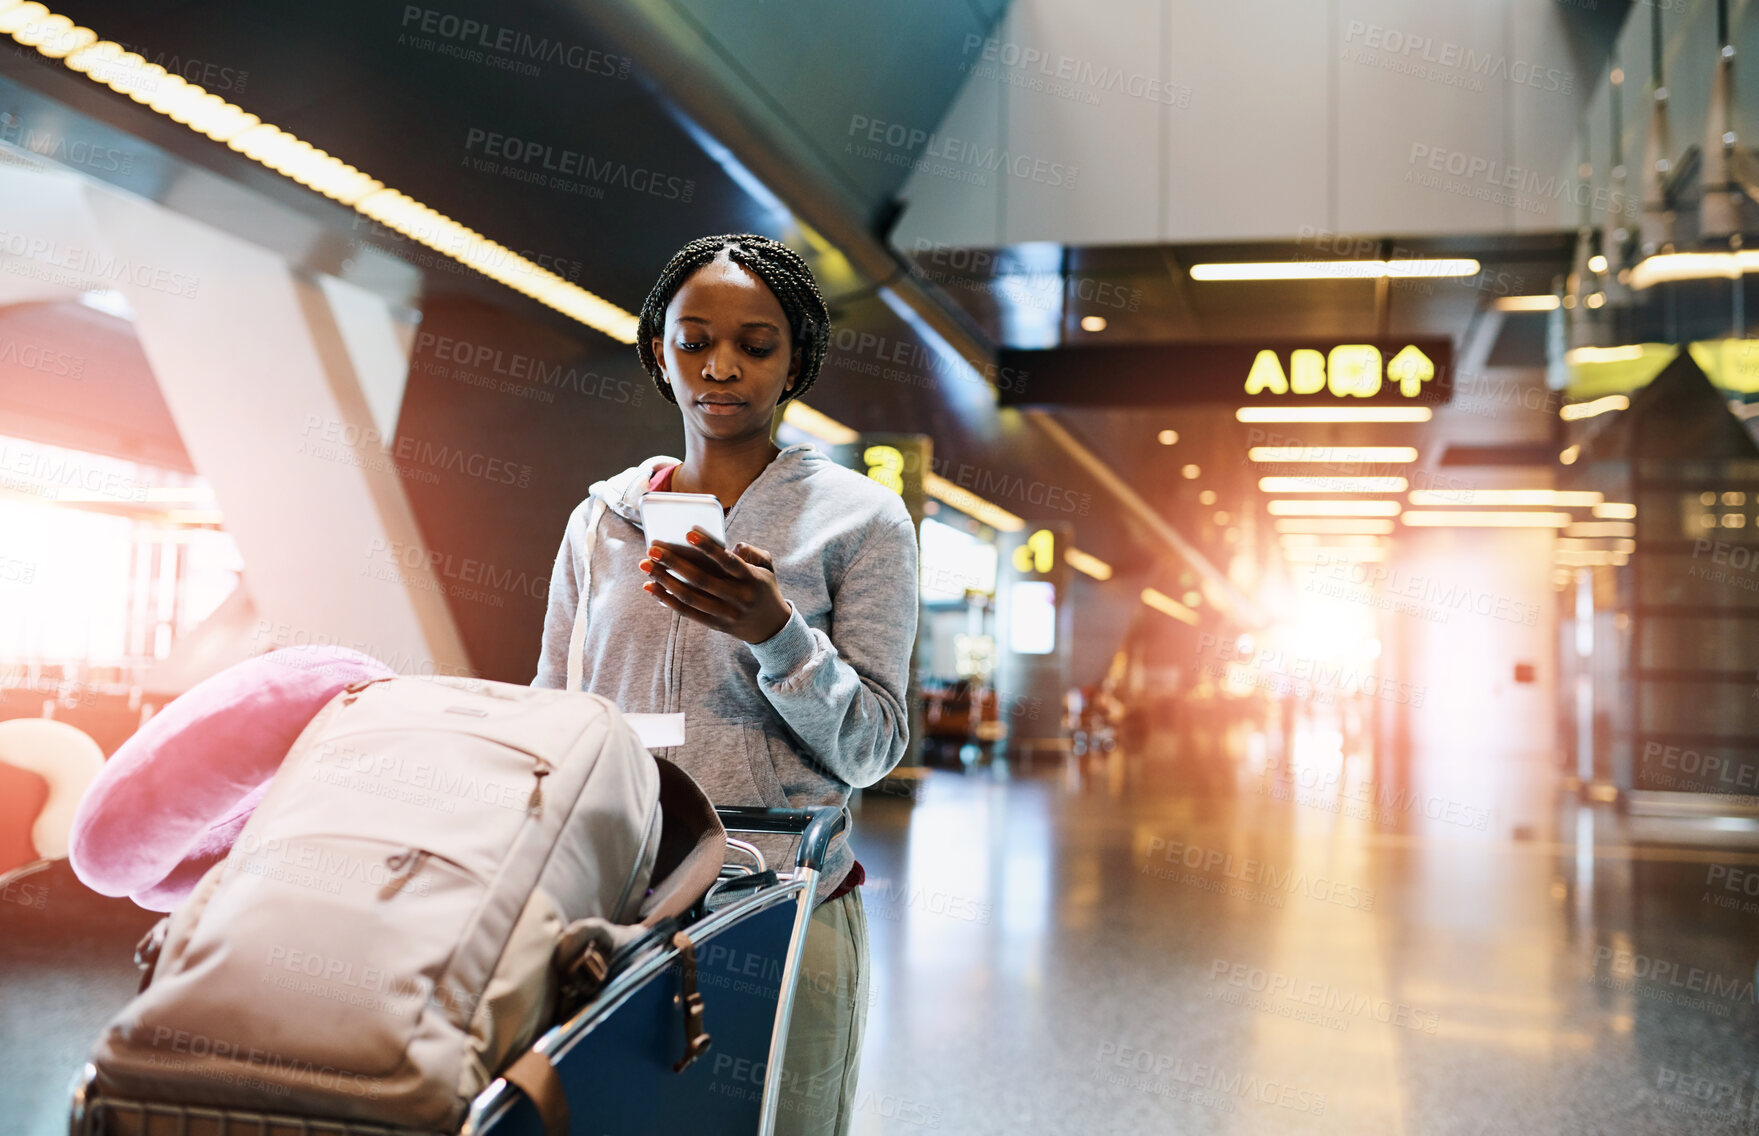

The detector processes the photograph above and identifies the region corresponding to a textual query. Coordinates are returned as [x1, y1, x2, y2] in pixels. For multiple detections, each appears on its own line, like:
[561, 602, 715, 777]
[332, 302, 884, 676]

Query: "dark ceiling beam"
[553, 0, 996, 374]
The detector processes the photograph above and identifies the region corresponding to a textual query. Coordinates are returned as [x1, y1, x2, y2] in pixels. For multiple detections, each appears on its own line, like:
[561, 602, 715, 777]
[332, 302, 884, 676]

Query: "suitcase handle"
[713, 806, 847, 873]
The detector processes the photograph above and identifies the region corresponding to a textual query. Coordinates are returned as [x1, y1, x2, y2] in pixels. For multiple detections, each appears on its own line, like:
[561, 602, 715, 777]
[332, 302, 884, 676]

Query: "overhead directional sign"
[996, 339, 1455, 407]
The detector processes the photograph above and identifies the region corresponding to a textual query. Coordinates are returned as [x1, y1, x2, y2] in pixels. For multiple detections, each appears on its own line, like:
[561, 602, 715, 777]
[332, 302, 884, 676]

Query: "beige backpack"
[86, 675, 724, 1133]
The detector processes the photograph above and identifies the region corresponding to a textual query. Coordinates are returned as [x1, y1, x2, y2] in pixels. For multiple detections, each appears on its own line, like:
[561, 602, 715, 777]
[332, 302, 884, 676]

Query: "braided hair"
[635, 234, 831, 405]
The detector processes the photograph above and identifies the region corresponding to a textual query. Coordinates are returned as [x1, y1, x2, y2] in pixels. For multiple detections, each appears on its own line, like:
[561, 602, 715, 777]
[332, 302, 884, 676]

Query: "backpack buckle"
[670, 931, 712, 1073]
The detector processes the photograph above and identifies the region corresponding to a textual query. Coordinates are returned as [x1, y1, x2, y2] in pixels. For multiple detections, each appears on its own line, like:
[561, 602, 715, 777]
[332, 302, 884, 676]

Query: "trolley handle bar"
[714, 806, 846, 872]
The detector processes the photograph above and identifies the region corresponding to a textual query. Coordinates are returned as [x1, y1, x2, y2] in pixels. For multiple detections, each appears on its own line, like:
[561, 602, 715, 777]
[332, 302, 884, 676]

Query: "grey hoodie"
[532, 443, 918, 901]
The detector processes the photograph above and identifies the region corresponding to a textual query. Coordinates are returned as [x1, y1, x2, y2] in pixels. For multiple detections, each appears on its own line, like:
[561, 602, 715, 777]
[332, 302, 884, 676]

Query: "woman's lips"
[696, 398, 746, 415]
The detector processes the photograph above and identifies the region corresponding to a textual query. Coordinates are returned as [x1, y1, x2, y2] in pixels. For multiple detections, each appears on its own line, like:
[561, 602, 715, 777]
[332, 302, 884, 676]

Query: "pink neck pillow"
[69, 645, 395, 911]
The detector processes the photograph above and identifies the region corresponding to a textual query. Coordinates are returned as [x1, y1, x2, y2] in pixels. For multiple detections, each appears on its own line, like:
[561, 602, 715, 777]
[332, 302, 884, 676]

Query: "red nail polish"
[686, 531, 701, 544]
[649, 548, 662, 561]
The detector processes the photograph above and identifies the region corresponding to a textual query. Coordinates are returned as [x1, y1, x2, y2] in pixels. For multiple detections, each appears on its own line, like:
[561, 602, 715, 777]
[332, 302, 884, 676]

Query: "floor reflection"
[849, 723, 1759, 1135]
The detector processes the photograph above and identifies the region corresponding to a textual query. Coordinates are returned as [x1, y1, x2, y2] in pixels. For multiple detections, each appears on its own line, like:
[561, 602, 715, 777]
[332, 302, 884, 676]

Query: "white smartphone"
[640, 491, 727, 548]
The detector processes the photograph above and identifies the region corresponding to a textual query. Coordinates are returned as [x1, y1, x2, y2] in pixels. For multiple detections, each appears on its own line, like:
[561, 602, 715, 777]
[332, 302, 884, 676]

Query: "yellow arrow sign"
[1387, 345, 1435, 397]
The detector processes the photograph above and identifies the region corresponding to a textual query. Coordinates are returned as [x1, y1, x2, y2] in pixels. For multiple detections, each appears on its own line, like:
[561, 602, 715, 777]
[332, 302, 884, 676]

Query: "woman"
[533, 234, 918, 1135]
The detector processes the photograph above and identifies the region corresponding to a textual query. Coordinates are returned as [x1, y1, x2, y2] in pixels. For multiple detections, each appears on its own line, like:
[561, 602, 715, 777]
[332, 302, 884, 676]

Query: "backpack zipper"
[527, 757, 553, 817]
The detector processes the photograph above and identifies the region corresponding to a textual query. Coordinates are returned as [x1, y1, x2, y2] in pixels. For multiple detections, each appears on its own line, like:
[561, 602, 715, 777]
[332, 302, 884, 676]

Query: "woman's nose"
[701, 345, 741, 381]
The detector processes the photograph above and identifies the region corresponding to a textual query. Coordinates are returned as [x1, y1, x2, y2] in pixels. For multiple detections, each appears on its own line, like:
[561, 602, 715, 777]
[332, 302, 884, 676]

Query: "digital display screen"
[1008, 580, 1057, 655]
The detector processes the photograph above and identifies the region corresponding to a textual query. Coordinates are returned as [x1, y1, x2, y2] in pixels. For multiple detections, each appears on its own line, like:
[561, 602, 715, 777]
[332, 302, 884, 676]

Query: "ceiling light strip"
[1401, 511, 1573, 528]
[1560, 395, 1630, 421]
[1234, 406, 1432, 423]
[1259, 476, 1409, 493]
[1283, 546, 1388, 563]
[1273, 518, 1397, 535]
[0, 1, 640, 342]
[1249, 446, 1419, 463]
[1492, 295, 1561, 312]
[1141, 587, 1200, 625]
[1407, 489, 1603, 507]
[1190, 259, 1480, 282]
[1266, 499, 1403, 517]
[1065, 547, 1114, 581]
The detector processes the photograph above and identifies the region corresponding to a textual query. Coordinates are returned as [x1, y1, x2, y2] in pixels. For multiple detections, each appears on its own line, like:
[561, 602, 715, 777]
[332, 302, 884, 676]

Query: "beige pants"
[773, 889, 870, 1136]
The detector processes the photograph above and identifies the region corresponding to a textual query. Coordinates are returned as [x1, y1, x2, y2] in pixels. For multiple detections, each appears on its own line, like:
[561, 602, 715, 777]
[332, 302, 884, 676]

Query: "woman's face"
[652, 257, 801, 442]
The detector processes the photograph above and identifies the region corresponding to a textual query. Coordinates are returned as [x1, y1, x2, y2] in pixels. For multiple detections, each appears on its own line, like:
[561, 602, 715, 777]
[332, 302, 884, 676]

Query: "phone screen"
[640, 491, 728, 547]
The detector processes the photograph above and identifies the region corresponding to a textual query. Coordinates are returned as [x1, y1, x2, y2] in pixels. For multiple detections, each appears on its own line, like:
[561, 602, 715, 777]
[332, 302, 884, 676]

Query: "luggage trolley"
[68, 806, 847, 1136]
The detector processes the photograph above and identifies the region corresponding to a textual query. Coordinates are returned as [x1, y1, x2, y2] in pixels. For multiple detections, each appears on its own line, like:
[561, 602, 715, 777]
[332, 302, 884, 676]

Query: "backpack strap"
[564, 497, 609, 693]
[502, 1049, 568, 1136]
[639, 758, 727, 925]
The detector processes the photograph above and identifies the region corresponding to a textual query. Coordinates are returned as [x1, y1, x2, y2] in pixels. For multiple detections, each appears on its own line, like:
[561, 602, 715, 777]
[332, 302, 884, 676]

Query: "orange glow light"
[1259, 477, 1408, 493]
[1273, 518, 1397, 535]
[1407, 489, 1603, 507]
[1401, 511, 1573, 528]
[1267, 500, 1402, 517]
[1235, 406, 1432, 423]
[1284, 546, 1389, 563]
[1249, 446, 1418, 463]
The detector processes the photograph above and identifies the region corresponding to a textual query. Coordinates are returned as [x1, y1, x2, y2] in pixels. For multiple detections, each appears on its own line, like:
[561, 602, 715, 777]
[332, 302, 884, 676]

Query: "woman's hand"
[639, 528, 793, 644]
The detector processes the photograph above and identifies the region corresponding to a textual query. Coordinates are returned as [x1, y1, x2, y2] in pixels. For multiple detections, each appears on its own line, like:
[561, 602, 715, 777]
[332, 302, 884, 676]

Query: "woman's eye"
[676, 339, 707, 352]
[745, 345, 774, 358]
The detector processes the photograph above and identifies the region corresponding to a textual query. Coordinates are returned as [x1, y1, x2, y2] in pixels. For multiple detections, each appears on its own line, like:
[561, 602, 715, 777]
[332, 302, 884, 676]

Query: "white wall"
[895, 0, 1606, 248]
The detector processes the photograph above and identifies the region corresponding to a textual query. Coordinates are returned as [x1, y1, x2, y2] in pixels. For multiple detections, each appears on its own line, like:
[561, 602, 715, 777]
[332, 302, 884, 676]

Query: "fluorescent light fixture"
[1402, 511, 1572, 527]
[1267, 499, 1402, 517]
[1249, 446, 1418, 463]
[1565, 521, 1636, 538]
[1629, 250, 1759, 290]
[1407, 489, 1603, 507]
[1560, 394, 1630, 421]
[1141, 587, 1200, 625]
[1493, 295, 1562, 312]
[1190, 258, 1480, 282]
[1234, 406, 1432, 423]
[923, 473, 1026, 533]
[1065, 547, 1113, 581]
[1592, 502, 1637, 519]
[1284, 546, 1388, 563]
[1558, 537, 1636, 553]
[1259, 477, 1408, 493]
[1555, 550, 1629, 566]
[1274, 518, 1397, 535]
[780, 402, 859, 444]
[0, 3, 641, 343]
[1565, 346, 1647, 365]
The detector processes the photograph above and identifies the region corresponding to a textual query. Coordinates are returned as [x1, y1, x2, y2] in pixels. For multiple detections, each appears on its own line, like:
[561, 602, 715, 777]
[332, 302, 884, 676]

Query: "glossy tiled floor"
[844, 740, 1759, 1135]
[8, 726, 1759, 1135]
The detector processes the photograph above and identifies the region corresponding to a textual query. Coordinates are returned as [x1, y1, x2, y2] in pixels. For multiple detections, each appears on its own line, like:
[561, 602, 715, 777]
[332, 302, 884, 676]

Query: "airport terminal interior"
[7, 0, 1759, 1133]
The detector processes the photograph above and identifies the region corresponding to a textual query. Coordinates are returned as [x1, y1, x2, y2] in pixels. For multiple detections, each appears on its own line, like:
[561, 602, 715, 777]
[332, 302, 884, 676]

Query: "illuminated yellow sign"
[863, 445, 905, 495]
[1243, 345, 1435, 399]
[1012, 528, 1055, 574]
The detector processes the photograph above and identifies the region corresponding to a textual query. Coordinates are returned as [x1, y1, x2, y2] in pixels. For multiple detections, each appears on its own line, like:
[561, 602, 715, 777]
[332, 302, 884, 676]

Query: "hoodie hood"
[589, 443, 825, 524]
